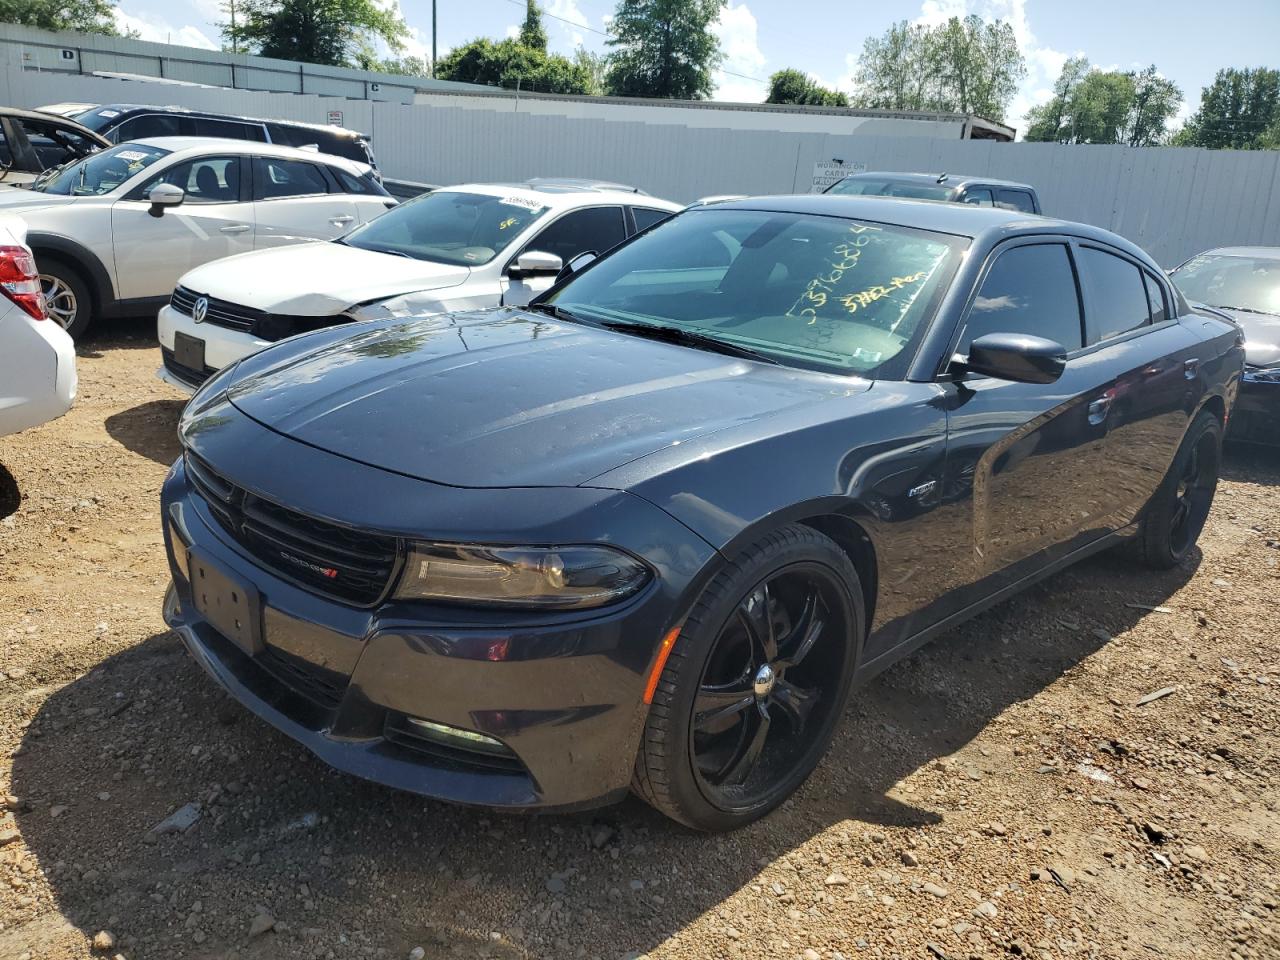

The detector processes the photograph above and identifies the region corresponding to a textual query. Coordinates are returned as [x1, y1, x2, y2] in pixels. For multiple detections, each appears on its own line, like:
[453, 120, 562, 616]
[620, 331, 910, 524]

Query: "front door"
[939, 240, 1119, 613]
[111, 154, 255, 301]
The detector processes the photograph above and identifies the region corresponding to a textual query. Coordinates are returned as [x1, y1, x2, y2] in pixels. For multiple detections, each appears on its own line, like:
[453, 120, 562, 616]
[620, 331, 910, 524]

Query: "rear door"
[501, 205, 626, 306]
[940, 239, 1117, 608]
[111, 153, 255, 300]
[251, 155, 359, 247]
[1074, 243, 1201, 525]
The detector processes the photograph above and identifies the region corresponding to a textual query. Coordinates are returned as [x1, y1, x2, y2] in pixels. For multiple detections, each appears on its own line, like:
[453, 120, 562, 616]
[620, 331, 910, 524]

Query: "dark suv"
[826, 172, 1041, 214]
[37, 103, 378, 175]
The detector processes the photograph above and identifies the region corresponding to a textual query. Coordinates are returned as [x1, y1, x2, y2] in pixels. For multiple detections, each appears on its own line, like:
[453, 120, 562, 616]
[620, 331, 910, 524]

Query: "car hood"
[226, 310, 867, 488]
[1213, 307, 1280, 367]
[177, 242, 473, 315]
[0, 189, 79, 211]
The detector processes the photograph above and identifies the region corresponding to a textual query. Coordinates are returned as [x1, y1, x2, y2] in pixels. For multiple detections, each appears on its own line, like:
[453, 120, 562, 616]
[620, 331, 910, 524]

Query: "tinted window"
[550, 209, 965, 378]
[995, 189, 1036, 213]
[254, 157, 329, 199]
[143, 156, 242, 203]
[1144, 271, 1169, 324]
[632, 207, 672, 231]
[960, 244, 1083, 354]
[115, 113, 182, 142]
[333, 167, 380, 195]
[191, 117, 266, 141]
[14, 117, 97, 170]
[961, 188, 994, 206]
[1078, 247, 1151, 341]
[525, 207, 626, 263]
[827, 178, 955, 201]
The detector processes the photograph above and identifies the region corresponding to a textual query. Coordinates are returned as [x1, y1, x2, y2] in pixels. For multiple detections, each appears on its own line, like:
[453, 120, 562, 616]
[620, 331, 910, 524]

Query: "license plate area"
[174, 331, 206, 372]
[188, 549, 263, 656]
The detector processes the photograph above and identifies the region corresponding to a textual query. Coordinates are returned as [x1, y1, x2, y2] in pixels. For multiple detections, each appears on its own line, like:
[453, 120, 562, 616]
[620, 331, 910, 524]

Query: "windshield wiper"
[598, 319, 779, 365]
[524, 301, 597, 326]
[1210, 304, 1270, 316]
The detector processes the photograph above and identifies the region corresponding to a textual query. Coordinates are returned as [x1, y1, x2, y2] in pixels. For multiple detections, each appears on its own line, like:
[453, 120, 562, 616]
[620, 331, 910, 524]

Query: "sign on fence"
[810, 160, 866, 193]
[326, 110, 344, 127]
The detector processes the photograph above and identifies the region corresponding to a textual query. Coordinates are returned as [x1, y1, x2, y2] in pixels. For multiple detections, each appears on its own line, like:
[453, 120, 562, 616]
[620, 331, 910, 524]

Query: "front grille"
[186, 453, 400, 606]
[161, 347, 214, 388]
[171, 285, 350, 342]
[258, 646, 347, 709]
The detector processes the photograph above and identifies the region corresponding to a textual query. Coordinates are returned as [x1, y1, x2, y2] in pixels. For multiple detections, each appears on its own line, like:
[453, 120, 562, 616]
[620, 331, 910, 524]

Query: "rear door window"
[1144, 270, 1169, 324]
[253, 156, 331, 199]
[115, 113, 183, 142]
[959, 243, 1084, 355]
[995, 189, 1036, 213]
[1078, 246, 1152, 342]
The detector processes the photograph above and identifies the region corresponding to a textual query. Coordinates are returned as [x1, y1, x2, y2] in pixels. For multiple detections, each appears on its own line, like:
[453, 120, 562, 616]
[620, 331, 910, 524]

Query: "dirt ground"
[0, 318, 1277, 960]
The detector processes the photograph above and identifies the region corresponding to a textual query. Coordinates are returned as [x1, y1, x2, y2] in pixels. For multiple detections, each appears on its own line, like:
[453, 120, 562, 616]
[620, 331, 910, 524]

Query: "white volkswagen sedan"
[0, 214, 76, 438]
[156, 180, 680, 391]
[2, 137, 394, 338]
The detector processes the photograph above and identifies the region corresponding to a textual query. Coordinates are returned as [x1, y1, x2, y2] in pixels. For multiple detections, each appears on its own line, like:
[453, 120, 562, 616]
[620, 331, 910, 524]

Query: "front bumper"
[160, 410, 716, 810]
[157, 303, 272, 390]
[1229, 368, 1280, 445]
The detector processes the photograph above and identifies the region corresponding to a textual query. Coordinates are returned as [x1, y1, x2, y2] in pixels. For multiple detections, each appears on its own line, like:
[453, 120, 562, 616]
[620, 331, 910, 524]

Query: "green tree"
[1122, 65, 1182, 146]
[1175, 67, 1280, 149]
[766, 68, 848, 107]
[852, 15, 1024, 120]
[571, 46, 608, 96]
[1027, 59, 1182, 145]
[518, 0, 548, 53]
[1024, 55, 1090, 141]
[0, 0, 125, 35]
[435, 37, 593, 94]
[365, 54, 431, 76]
[223, 0, 408, 68]
[604, 0, 725, 100]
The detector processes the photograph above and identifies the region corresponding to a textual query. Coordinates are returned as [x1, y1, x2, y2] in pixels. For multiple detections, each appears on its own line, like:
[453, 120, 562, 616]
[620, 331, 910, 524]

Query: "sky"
[111, 0, 1280, 137]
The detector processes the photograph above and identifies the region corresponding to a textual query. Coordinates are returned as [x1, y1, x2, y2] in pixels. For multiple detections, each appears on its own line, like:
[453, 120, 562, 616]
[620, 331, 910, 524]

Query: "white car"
[0, 214, 75, 437]
[156, 179, 681, 391]
[1, 137, 395, 338]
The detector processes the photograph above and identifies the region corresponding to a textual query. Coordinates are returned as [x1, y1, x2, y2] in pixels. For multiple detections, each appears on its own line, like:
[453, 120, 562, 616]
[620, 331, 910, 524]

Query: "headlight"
[395, 543, 650, 608]
[178, 361, 241, 441]
[1244, 365, 1280, 384]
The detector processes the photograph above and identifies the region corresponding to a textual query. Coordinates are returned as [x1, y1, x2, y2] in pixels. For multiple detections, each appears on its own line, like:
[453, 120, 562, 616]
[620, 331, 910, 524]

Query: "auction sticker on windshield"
[499, 196, 543, 210]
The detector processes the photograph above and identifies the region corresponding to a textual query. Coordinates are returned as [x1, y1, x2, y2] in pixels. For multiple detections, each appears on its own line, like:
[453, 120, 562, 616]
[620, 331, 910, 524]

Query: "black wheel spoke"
[722, 711, 771, 785]
[693, 684, 755, 731]
[775, 590, 824, 669]
[772, 679, 819, 732]
[736, 583, 777, 662]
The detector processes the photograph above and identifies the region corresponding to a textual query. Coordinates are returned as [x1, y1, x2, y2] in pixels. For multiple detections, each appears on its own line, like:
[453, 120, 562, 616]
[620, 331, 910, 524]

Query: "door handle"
[1183, 358, 1200, 380]
[329, 215, 354, 226]
[220, 224, 251, 234]
[1087, 391, 1114, 426]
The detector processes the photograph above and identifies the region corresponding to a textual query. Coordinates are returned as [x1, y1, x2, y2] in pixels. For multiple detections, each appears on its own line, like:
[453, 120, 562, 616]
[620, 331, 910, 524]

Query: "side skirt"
[853, 524, 1138, 686]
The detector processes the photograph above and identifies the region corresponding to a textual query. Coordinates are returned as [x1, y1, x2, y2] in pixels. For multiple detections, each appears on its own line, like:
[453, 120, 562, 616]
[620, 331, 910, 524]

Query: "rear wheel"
[1137, 409, 1222, 569]
[38, 259, 93, 339]
[633, 524, 862, 831]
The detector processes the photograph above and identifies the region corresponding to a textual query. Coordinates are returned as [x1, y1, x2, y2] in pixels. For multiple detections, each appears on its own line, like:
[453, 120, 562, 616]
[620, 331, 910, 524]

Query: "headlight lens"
[395, 543, 650, 608]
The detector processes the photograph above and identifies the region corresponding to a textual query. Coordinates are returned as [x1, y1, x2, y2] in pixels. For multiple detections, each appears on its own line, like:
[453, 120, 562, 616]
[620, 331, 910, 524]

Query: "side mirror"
[555, 250, 597, 284]
[148, 183, 185, 216]
[509, 250, 563, 278]
[959, 332, 1067, 384]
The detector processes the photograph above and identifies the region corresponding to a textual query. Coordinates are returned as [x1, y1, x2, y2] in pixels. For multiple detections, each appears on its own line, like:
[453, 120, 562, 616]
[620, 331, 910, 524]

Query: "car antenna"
[936, 172, 949, 184]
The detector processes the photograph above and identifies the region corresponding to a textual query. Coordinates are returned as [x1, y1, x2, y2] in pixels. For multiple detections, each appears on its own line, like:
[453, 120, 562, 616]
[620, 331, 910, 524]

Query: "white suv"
[156, 179, 680, 391]
[1, 137, 394, 338]
[0, 215, 75, 437]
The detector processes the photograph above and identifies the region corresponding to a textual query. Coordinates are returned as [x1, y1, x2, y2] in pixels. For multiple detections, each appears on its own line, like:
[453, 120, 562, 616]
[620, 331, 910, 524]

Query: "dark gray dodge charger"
[162, 196, 1243, 831]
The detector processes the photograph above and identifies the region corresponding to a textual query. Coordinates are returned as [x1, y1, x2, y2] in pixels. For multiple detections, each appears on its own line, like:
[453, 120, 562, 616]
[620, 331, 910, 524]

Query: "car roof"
[437, 181, 683, 211]
[131, 136, 367, 173]
[703, 194, 1157, 264]
[63, 103, 369, 139]
[838, 171, 1038, 192]
[1196, 246, 1280, 261]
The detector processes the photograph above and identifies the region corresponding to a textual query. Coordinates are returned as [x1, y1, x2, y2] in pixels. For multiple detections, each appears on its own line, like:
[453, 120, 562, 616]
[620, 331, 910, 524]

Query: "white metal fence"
[4, 65, 1279, 266]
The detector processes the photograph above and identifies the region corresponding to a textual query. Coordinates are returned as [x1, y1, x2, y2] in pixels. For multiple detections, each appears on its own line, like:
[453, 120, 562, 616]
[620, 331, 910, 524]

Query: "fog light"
[405, 716, 513, 756]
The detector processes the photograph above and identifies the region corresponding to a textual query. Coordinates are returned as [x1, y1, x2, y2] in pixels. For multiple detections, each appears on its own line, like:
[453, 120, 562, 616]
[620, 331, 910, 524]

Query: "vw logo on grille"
[192, 296, 209, 324]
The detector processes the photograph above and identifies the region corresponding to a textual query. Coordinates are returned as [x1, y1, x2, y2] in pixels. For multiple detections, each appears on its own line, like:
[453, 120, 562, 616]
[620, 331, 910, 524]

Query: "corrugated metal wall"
[4, 66, 1279, 266]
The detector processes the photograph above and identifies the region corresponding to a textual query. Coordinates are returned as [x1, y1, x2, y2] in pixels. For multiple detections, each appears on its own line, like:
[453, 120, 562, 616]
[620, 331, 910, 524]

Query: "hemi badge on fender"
[908, 480, 938, 499]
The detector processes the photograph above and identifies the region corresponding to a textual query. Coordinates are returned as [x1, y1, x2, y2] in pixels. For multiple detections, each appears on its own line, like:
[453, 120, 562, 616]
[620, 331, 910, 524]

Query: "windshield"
[31, 142, 169, 195]
[1171, 254, 1280, 316]
[549, 208, 965, 378]
[341, 191, 549, 266]
[827, 178, 957, 202]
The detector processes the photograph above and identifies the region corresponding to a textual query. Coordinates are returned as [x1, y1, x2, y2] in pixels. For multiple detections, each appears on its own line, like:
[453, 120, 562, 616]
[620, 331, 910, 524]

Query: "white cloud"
[712, 2, 766, 103]
[546, 0, 589, 49]
[505, 24, 521, 39]
[113, 7, 218, 49]
[915, 0, 967, 25]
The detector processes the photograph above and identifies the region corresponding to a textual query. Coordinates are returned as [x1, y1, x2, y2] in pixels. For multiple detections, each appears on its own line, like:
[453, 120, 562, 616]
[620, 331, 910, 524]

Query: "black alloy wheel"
[633, 524, 862, 831]
[1138, 409, 1222, 569]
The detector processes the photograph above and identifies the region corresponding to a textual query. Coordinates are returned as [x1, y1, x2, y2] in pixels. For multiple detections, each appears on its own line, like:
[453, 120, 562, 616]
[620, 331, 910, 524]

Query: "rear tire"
[38, 258, 93, 340]
[632, 524, 862, 831]
[1137, 409, 1222, 569]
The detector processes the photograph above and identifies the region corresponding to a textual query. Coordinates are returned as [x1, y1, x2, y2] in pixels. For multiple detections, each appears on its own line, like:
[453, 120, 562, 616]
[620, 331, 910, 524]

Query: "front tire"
[38, 259, 93, 340]
[633, 524, 863, 831]
[1137, 409, 1222, 569]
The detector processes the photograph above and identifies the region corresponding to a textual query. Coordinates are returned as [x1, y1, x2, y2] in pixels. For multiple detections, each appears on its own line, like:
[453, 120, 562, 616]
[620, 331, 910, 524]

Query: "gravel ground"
[0, 319, 1277, 960]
